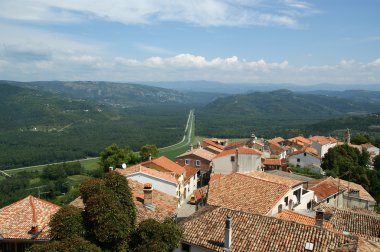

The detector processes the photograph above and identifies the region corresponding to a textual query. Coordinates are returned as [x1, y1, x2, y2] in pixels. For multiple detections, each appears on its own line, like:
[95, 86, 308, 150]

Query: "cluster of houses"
[1, 133, 379, 251]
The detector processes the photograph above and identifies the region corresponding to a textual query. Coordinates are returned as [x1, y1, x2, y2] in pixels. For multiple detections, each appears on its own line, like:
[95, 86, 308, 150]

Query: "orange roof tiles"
[309, 177, 341, 201]
[213, 147, 261, 159]
[334, 178, 376, 203]
[115, 164, 177, 184]
[310, 136, 338, 145]
[288, 136, 312, 146]
[180, 206, 358, 252]
[184, 165, 198, 182]
[289, 147, 320, 158]
[270, 137, 285, 144]
[0, 196, 61, 240]
[207, 173, 289, 215]
[263, 158, 282, 166]
[202, 139, 225, 150]
[245, 171, 302, 188]
[176, 148, 216, 161]
[276, 210, 333, 229]
[141, 156, 185, 175]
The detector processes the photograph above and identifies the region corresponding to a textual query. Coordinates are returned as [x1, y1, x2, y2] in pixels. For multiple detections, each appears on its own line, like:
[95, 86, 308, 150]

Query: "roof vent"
[305, 241, 314, 251]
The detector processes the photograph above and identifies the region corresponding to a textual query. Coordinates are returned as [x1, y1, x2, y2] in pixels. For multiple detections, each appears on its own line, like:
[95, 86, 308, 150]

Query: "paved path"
[177, 201, 196, 219]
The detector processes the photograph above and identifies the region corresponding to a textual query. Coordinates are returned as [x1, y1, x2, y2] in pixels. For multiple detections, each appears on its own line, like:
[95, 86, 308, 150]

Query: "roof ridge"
[237, 172, 290, 189]
[29, 196, 37, 225]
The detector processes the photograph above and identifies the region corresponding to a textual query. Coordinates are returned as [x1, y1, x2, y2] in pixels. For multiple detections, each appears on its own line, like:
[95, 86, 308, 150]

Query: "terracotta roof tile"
[276, 210, 333, 229]
[309, 177, 341, 201]
[213, 147, 261, 159]
[245, 171, 302, 188]
[288, 136, 312, 146]
[180, 206, 358, 252]
[310, 136, 338, 145]
[141, 156, 185, 175]
[336, 178, 376, 203]
[202, 139, 225, 150]
[266, 170, 316, 182]
[263, 158, 282, 166]
[184, 165, 198, 182]
[115, 164, 178, 184]
[176, 148, 216, 161]
[207, 173, 289, 215]
[0, 196, 60, 240]
[317, 204, 380, 239]
[288, 147, 320, 159]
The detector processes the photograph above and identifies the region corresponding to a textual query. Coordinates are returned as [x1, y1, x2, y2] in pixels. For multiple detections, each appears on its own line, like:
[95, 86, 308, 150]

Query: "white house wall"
[288, 153, 321, 168]
[212, 154, 261, 175]
[126, 173, 178, 198]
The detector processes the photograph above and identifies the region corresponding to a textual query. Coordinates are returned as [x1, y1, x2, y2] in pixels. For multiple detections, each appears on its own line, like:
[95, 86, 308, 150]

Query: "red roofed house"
[0, 196, 61, 252]
[310, 135, 338, 158]
[212, 147, 262, 174]
[263, 158, 282, 170]
[201, 139, 225, 154]
[288, 147, 323, 173]
[176, 147, 215, 187]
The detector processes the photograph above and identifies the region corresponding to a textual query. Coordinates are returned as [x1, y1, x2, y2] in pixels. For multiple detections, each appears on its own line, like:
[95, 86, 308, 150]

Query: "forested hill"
[196, 89, 380, 138]
[0, 80, 219, 107]
[0, 84, 190, 169]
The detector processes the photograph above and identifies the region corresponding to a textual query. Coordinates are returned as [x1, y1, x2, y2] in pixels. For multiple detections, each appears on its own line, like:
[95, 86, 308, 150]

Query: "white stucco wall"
[212, 153, 262, 175]
[311, 141, 337, 158]
[126, 172, 178, 197]
[184, 173, 198, 199]
[288, 153, 321, 168]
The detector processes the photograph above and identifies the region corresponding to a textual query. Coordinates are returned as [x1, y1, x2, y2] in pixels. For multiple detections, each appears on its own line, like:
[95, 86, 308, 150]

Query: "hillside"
[196, 89, 380, 138]
[1, 80, 220, 106]
[0, 84, 189, 169]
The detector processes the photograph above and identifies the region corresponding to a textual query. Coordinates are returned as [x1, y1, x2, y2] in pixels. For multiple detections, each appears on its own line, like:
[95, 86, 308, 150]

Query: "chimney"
[30, 225, 38, 235]
[143, 183, 154, 206]
[149, 154, 152, 161]
[235, 149, 239, 172]
[315, 208, 324, 228]
[108, 166, 114, 172]
[190, 144, 193, 151]
[224, 215, 232, 251]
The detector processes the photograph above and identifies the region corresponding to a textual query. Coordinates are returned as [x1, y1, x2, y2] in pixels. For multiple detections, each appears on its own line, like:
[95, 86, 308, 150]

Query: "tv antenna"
[26, 185, 49, 198]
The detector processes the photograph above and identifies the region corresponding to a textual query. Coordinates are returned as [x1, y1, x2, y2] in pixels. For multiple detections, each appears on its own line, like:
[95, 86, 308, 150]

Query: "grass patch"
[68, 174, 92, 186]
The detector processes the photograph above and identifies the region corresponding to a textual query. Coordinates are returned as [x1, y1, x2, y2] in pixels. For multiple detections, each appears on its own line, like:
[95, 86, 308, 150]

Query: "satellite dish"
[122, 163, 127, 169]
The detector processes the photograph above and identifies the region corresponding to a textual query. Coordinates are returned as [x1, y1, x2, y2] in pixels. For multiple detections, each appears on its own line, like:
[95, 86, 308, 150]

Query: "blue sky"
[0, 0, 379, 85]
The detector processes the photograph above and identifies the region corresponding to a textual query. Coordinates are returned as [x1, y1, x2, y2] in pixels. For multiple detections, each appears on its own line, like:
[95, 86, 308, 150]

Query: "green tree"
[49, 205, 85, 240]
[99, 144, 139, 173]
[351, 134, 370, 145]
[130, 218, 183, 252]
[27, 236, 101, 252]
[139, 144, 159, 161]
[374, 155, 380, 171]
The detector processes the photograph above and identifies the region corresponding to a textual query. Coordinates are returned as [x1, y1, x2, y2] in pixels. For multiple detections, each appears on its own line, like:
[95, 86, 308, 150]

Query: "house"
[310, 136, 338, 158]
[176, 206, 359, 252]
[288, 147, 322, 172]
[263, 158, 282, 170]
[309, 177, 377, 211]
[276, 209, 334, 229]
[361, 143, 380, 156]
[266, 139, 287, 159]
[0, 196, 61, 252]
[176, 147, 215, 186]
[317, 203, 380, 239]
[183, 165, 198, 200]
[115, 164, 181, 200]
[286, 135, 312, 150]
[212, 147, 262, 174]
[207, 172, 314, 216]
[70, 179, 178, 223]
[201, 139, 225, 154]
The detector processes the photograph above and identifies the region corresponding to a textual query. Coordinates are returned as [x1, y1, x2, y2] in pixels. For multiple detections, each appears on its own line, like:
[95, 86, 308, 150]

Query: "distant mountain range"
[142, 80, 380, 94]
[0, 80, 221, 107]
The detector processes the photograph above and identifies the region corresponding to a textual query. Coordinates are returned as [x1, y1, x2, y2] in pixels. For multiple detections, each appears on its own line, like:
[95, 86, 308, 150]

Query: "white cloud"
[0, 0, 317, 28]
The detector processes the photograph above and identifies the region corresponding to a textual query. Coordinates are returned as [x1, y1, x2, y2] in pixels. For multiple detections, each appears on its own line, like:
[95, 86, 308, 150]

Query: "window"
[297, 158, 300, 162]
[196, 160, 201, 167]
[182, 243, 190, 252]
[284, 196, 288, 206]
[231, 156, 235, 162]
[185, 159, 190, 165]
[304, 153, 307, 156]
[334, 194, 336, 199]
[327, 198, 330, 203]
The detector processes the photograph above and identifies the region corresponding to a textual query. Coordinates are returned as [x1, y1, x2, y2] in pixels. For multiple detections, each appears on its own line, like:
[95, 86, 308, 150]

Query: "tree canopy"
[99, 144, 139, 173]
[139, 144, 159, 161]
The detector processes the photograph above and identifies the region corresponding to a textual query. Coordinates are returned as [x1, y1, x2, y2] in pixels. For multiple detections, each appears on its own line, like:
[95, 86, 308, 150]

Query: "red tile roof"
[0, 196, 61, 240]
[115, 164, 178, 184]
[207, 172, 289, 215]
[276, 210, 333, 229]
[288, 136, 312, 146]
[309, 177, 341, 201]
[184, 165, 198, 182]
[141, 156, 185, 175]
[180, 206, 358, 252]
[288, 147, 320, 159]
[213, 147, 261, 159]
[245, 171, 302, 188]
[263, 158, 282, 166]
[310, 136, 338, 145]
[202, 139, 225, 150]
[176, 147, 216, 161]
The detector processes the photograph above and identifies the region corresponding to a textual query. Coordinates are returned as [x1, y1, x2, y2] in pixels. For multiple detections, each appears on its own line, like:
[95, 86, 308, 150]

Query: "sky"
[0, 0, 379, 85]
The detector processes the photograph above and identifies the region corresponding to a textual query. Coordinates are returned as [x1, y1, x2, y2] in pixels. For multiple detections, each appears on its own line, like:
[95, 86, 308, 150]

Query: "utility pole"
[26, 185, 49, 198]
